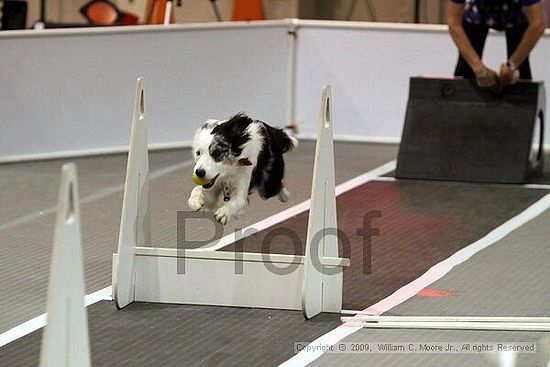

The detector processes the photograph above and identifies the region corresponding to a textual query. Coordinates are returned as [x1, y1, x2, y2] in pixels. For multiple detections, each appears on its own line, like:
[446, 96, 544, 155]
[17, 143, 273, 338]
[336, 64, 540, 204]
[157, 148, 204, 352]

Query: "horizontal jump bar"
[130, 247, 351, 267]
[341, 321, 550, 332]
[341, 316, 550, 323]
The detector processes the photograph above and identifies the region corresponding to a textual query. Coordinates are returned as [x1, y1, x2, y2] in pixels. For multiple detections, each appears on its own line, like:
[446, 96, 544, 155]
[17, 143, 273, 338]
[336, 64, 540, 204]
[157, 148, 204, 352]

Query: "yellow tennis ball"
[192, 172, 210, 186]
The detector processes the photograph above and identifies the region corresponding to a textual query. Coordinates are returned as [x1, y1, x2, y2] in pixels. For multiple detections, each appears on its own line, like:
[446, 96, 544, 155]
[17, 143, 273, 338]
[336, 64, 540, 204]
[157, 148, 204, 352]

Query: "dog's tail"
[281, 123, 299, 153]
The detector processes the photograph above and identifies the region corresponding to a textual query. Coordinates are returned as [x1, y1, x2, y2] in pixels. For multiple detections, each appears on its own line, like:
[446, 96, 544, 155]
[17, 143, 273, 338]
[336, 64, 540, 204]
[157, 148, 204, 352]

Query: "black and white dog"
[188, 113, 298, 224]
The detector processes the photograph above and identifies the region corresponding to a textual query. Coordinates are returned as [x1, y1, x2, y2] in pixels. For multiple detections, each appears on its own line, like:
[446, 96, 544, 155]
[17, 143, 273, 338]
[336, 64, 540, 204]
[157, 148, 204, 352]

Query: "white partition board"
[2, 21, 550, 161]
[294, 23, 550, 143]
[0, 23, 289, 161]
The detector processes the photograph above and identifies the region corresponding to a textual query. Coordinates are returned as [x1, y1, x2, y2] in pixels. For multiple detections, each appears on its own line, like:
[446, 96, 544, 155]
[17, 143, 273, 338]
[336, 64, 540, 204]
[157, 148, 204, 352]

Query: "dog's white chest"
[222, 181, 232, 202]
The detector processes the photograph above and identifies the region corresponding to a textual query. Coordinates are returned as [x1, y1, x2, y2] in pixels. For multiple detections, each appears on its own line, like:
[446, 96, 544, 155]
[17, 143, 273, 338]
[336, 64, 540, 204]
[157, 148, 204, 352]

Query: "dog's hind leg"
[277, 186, 289, 202]
[259, 154, 286, 200]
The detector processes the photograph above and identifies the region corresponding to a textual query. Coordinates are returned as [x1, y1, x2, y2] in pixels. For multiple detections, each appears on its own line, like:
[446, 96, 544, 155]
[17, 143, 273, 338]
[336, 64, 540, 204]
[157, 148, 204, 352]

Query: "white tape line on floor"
[279, 193, 550, 367]
[201, 160, 397, 251]
[0, 286, 112, 347]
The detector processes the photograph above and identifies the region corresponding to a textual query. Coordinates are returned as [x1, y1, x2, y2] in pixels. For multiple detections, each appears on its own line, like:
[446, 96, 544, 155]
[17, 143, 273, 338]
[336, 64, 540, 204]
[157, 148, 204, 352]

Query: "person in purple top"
[448, 0, 545, 90]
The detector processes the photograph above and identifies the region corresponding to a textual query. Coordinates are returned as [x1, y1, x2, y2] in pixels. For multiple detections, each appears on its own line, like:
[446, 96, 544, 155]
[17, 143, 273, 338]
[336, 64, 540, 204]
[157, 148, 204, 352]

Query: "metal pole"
[210, 0, 222, 22]
[414, 0, 420, 23]
[40, 0, 46, 22]
[362, 0, 377, 21]
[439, 0, 447, 24]
[164, 0, 173, 25]
[345, 0, 357, 21]
[285, 19, 298, 126]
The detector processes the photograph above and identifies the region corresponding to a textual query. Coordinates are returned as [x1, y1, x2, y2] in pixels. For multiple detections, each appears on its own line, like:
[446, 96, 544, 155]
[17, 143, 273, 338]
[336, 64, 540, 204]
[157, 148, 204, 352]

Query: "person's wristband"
[506, 61, 520, 78]
[507, 61, 518, 72]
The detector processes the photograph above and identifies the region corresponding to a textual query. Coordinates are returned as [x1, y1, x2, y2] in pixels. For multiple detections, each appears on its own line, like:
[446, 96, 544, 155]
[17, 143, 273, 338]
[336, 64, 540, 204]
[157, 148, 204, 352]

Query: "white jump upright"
[112, 79, 349, 318]
[302, 86, 341, 319]
[113, 77, 151, 309]
[39, 163, 91, 367]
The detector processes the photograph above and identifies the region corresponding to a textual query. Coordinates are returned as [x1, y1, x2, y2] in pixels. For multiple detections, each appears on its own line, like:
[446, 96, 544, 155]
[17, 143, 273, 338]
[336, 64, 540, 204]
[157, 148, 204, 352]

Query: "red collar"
[238, 158, 252, 166]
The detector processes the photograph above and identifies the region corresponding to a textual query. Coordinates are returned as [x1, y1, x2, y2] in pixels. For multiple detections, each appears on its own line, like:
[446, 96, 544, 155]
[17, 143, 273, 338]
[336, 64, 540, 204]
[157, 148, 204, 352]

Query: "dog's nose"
[195, 168, 206, 178]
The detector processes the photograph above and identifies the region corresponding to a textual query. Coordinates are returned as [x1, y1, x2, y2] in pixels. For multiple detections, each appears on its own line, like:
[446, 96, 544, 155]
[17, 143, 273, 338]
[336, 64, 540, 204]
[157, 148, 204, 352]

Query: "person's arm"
[510, 2, 545, 67]
[500, 2, 546, 85]
[447, 1, 497, 88]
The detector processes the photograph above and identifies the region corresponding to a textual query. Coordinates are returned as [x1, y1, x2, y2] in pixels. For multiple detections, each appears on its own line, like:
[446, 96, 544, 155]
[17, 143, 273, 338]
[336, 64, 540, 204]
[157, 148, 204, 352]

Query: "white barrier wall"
[0, 22, 290, 161]
[294, 20, 550, 143]
[1, 20, 549, 162]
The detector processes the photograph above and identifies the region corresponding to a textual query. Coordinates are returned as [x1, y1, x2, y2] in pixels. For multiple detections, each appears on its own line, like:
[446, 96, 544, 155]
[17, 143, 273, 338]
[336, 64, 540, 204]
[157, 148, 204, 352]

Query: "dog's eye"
[195, 151, 200, 156]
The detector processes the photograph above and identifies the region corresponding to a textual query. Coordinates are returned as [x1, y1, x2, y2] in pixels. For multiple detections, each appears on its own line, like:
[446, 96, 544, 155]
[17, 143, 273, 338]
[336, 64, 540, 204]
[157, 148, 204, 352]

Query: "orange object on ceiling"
[144, 0, 175, 24]
[87, 2, 119, 25]
[231, 0, 265, 21]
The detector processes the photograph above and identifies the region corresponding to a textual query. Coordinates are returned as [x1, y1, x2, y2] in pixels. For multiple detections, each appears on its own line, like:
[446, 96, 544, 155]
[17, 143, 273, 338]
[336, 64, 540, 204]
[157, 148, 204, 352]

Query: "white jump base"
[112, 79, 349, 318]
[113, 248, 347, 310]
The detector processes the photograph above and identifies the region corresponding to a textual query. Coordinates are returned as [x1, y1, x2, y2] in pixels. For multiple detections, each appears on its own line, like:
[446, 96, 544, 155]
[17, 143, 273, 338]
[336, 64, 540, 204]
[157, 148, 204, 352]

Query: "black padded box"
[1, 0, 27, 30]
[396, 77, 545, 183]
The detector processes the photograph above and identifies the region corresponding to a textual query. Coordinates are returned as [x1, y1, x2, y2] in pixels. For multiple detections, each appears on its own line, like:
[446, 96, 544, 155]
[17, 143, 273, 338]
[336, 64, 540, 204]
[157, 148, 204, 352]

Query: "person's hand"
[498, 62, 520, 91]
[473, 65, 498, 89]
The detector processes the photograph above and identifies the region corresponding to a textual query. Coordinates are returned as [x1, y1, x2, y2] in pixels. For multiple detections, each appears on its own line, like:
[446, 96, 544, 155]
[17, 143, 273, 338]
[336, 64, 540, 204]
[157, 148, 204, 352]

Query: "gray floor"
[0, 140, 397, 333]
[312, 329, 549, 367]
[389, 206, 550, 318]
[1, 142, 550, 367]
[0, 301, 342, 367]
[312, 186, 550, 367]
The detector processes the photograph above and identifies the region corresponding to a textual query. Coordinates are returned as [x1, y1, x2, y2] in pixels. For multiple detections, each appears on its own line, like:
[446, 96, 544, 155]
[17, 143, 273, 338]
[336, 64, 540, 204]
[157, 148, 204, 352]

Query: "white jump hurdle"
[112, 79, 349, 318]
[341, 309, 550, 332]
[40, 163, 91, 367]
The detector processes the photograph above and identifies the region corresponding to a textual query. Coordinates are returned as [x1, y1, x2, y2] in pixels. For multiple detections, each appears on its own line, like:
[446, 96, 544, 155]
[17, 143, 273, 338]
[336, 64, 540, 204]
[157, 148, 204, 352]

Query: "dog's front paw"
[188, 196, 205, 211]
[214, 206, 231, 225]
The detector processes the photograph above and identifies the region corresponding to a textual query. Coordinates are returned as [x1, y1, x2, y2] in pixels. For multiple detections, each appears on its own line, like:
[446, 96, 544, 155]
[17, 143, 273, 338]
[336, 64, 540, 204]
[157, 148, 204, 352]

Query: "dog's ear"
[202, 119, 219, 130]
[238, 158, 253, 166]
[212, 113, 253, 157]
